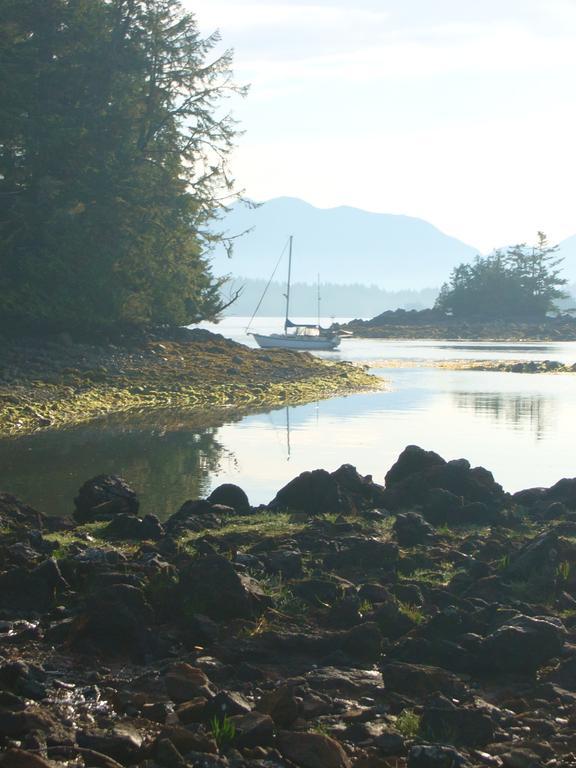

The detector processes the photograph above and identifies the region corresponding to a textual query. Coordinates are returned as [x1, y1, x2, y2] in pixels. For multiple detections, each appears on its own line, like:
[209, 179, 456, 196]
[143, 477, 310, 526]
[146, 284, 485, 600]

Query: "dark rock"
[503, 531, 560, 581]
[157, 725, 217, 756]
[155, 738, 187, 768]
[303, 667, 383, 699]
[178, 554, 272, 621]
[204, 690, 251, 721]
[341, 622, 382, 662]
[277, 730, 351, 768]
[266, 549, 303, 578]
[385, 445, 446, 487]
[383, 446, 506, 512]
[207, 483, 250, 512]
[374, 730, 406, 755]
[230, 711, 275, 748]
[408, 744, 468, 768]
[393, 512, 436, 546]
[142, 701, 171, 724]
[500, 749, 543, 768]
[324, 538, 399, 572]
[0, 707, 60, 739]
[394, 583, 424, 606]
[76, 584, 155, 660]
[74, 475, 139, 523]
[165, 663, 215, 703]
[270, 468, 353, 515]
[165, 499, 216, 534]
[293, 579, 344, 605]
[545, 477, 576, 509]
[382, 661, 468, 700]
[104, 513, 164, 540]
[0, 660, 47, 701]
[480, 614, 566, 674]
[0, 493, 49, 531]
[0, 558, 68, 612]
[77, 725, 143, 763]
[372, 601, 417, 640]
[256, 685, 300, 727]
[420, 695, 495, 747]
[0, 749, 54, 768]
[330, 463, 388, 508]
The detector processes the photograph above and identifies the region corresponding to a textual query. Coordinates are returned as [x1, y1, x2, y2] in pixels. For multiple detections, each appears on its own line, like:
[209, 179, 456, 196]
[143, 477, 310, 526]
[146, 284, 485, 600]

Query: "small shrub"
[395, 708, 421, 739]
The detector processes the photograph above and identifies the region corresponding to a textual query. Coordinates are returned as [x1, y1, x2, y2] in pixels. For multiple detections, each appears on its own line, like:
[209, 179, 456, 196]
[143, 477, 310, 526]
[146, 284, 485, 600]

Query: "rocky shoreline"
[0, 328, 377, 438]
[339, 311, 576, 341]
[437, 360, 576, 374]
[1, 446, 576, 768]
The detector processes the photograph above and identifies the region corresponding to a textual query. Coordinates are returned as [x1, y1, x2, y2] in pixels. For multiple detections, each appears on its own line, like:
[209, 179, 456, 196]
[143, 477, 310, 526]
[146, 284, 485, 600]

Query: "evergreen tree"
[435, 234, 568, 319]
[0, 0, 244, 331]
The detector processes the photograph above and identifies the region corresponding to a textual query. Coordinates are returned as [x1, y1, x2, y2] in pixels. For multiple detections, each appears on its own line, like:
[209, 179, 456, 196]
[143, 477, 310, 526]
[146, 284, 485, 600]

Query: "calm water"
[1, 317, 576, 518]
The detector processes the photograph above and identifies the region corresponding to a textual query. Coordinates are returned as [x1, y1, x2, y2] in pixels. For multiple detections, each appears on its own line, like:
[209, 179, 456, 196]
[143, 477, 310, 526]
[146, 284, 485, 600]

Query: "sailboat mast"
[284, 235, 293, 333]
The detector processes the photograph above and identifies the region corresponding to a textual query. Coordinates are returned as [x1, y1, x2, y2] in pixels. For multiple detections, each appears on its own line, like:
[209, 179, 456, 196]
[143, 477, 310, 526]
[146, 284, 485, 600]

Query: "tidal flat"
[0, 328, 378, 438]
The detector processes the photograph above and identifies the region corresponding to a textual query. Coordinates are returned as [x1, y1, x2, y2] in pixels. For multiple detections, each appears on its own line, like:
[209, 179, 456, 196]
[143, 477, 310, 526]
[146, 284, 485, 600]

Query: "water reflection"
[0, 409, 237, 520]
[453, 392, 554, 439]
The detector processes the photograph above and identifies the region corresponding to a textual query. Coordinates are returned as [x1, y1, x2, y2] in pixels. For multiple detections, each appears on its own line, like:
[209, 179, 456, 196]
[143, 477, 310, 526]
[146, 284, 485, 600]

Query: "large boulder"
[277, 730, 351, 768]
[393, 511, 436, 546]
[383, 446, 506, 512]
[207, 483, 250, 513]
[269, 463, 387, 515]
[420, 695, 495, 747]
[479, 614, 566, 674]
[324, 537, 399, 572]
[269, 468, 352, 515]
[0, 558, 68, 612]
[178, 554, 272, 621]
[382, 661, 469, 700]
[104, 513, 164, 540]
[74, 584, 155, 660]
[545, 477, 576, 509]
[74, 475, 139, 523]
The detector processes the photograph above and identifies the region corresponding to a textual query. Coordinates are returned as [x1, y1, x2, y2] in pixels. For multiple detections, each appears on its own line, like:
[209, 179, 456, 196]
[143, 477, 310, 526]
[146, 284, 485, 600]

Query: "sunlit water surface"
[2, 317, 576, 518]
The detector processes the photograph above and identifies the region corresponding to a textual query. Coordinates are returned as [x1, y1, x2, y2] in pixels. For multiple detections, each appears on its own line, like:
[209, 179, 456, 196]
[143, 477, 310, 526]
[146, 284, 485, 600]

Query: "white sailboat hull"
[252, 333, 340, 351]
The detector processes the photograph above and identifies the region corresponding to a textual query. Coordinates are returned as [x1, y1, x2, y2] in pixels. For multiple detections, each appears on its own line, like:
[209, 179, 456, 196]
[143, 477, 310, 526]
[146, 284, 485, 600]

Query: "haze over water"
[2, 317, 576, 518]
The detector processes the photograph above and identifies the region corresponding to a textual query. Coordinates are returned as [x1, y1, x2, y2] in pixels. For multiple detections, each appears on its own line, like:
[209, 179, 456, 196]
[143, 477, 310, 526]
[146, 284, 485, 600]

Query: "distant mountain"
[210, 197, 479, 291]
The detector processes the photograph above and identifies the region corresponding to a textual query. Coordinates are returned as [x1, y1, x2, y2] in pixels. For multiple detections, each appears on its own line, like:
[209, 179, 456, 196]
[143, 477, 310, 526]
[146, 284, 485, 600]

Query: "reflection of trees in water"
[0, 409, 239, 520]
[453, 392, 554, 440]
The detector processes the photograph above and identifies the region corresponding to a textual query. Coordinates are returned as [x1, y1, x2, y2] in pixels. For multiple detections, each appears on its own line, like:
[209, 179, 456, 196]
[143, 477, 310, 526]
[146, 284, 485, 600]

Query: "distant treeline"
[220, 278, 439, 318]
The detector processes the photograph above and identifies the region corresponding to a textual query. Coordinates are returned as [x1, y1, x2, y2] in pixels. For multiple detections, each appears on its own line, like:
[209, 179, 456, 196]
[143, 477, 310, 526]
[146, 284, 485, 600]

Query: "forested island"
[343, 236, 576, 340]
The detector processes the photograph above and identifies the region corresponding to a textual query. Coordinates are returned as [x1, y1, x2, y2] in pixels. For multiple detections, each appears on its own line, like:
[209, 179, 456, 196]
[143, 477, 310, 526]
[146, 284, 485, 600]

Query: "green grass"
[395, 709, 421, 739]
[258, 573, 308, 618]
[399, 564, 455, 586]
[210, 715, 236, 750]
[398, 601, 425, 624]
[180, 511, 305, 548]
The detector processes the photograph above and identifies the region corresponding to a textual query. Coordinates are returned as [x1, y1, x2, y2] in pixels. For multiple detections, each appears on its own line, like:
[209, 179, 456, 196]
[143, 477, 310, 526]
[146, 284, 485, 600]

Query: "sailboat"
[249, 236, 342, 351]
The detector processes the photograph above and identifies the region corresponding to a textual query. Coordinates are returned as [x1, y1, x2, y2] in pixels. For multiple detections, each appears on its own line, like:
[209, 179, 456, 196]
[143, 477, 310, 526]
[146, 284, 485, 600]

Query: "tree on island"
[434, 233, 568, 319]
[0, 0, 244, 332]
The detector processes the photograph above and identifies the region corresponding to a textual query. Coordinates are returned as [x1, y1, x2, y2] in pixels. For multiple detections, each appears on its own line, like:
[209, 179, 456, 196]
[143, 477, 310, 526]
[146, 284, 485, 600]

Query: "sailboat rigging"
[247, 236, 342, 351]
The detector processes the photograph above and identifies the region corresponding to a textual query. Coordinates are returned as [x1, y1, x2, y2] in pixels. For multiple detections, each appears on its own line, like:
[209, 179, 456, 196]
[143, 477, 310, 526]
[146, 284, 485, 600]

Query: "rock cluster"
[0, 446, 575, 767]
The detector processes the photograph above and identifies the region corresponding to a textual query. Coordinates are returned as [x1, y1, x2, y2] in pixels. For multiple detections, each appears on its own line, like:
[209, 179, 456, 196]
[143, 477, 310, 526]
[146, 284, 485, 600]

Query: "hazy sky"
[189, 1, 576, 250]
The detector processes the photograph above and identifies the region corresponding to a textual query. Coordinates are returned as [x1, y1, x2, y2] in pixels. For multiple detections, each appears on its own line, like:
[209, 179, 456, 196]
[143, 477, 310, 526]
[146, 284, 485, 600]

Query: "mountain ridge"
[209, 197, 479, 291]
[209, 196, 576, 292]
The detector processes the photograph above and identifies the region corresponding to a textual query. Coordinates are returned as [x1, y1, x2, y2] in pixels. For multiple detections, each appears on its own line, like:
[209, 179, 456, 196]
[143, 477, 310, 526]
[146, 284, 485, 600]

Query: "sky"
[188, 0, 576, 251]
